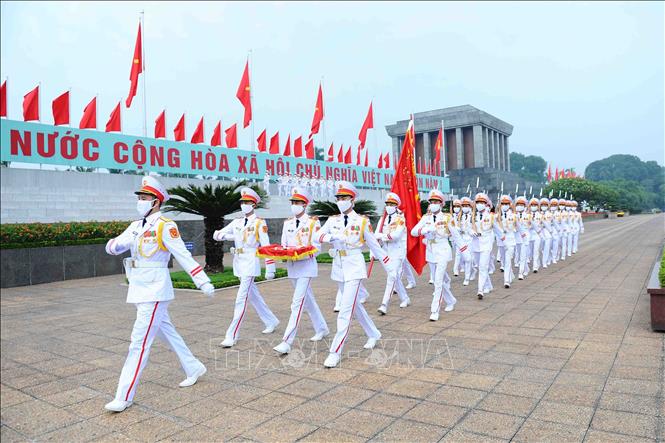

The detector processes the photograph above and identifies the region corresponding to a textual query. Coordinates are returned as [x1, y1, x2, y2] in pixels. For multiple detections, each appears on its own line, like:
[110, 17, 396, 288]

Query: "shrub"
[1, 221, 129, 249]
[170, 268, 288, 289]
[659, 249, 665, 288]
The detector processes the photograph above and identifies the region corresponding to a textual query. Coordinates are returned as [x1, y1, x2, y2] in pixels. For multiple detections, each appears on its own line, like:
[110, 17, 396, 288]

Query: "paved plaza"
[1, 215, 663, 442]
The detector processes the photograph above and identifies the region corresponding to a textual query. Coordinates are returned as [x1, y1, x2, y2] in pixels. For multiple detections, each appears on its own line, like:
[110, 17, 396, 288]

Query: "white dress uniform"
[317, 181, 397, 367]
[549, 199, 561, 264]
[570, 201, 584, 253]
[528, 199, 542, 273]
[105, 177, 211, 410]
[213, 188, 279, 346]
[451, 199, 474, 285]
[375, 192, 410, 313]
[411, 189, 459, 319]
[539, 199, 553, 268]
[262, 173, 271, 196]
[274, 188, 328, 353]
[495, 196, 517, 287]
[515, 197, 532, 279]
[470, 193, 495, 298]
[559, 202, 570, 260]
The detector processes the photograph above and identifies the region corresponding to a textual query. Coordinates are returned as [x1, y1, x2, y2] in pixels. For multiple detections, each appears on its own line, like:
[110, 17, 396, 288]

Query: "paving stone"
[456, 410, 524, 439]
[370, 418, 447, 442]
[590, 409, 658, 439]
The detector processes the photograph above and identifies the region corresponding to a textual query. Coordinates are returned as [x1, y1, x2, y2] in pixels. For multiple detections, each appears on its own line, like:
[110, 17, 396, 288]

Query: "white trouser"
[518, 241, 530, 276]
[572, 232, 579, 253]
[282, 278, 328, 345]
[530, 236, 541, 271]
[541, 235, 551, 266]
[225, 277, 278, 341]
[381, 258, 409, 307]
[428, 262, 435, 282]
[560, 231, 568, 259]
[551, 234, 560, 262]
[336, 282, 369, 307]
[567, 232, 574, 256]
[488, 249, 496, 274]
[497, 245, 506, 270]
[402, 261, 416, 286]
[473, 251, 493, 294]
[430, 261, 456, 313]
[115, 301, 203, 402]
[454, 244, 472, 280]
[330, 279, 381, 356]
[501, 245, 515, 285]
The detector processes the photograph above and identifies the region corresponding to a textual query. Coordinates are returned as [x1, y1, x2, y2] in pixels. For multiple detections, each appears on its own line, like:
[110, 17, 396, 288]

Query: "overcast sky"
[1, 1, 663, 173]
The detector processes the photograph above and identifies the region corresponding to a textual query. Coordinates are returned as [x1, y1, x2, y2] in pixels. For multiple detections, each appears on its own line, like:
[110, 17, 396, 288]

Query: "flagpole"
[321, 76, 326, 152]
[249, 49, 255, 151]
[441, 119, 446, 177]
[372, 98, 378, 169]
[140, 11, 147, 138]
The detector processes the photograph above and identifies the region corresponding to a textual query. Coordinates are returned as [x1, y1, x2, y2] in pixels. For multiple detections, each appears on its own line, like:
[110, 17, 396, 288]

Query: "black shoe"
[504, 284, 510, 289]
[500, 269, 504, 273]
[533, 269, 538, 273]
[477, 293, 483, 300]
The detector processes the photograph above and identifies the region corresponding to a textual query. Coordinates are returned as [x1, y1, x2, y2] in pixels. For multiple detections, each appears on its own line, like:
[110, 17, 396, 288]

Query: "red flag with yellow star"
[125, 22, 143, 108]
[236, 60, 252, 128]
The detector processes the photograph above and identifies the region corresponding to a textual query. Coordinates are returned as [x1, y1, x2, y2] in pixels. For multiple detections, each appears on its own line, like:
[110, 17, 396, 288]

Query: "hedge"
[1, 221, 129, 249]
[171, 268, 289, 289]
[659, 248, 665, 288]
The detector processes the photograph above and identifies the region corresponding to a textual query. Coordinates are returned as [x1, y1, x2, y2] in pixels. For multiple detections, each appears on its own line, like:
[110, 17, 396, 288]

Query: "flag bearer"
[375, 192, 411, 315]
[213, 187, 280, 348]
[540, 198, 553, 268]
[495, 195, 517, 288]
[273, 187, 329, 354]
[515, 196, 531, 279]
[104, 177, 214, 413]
[317, 181, 398, 368]
[470, 193, 495, 299]
[528, 197, 542, 273]
[411, 189, 459, 320]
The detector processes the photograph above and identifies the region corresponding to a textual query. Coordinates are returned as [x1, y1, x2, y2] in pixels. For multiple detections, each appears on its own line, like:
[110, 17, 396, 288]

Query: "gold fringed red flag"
[257, 244, 318, 261]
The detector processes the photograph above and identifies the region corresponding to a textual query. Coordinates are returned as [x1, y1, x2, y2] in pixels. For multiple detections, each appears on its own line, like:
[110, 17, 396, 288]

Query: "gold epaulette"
[159, 216, 173, 223]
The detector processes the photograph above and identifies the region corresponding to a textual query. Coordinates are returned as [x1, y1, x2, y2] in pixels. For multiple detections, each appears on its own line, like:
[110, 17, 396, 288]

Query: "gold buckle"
[339, 250, 347, 257]
[236, 248, 244, 254]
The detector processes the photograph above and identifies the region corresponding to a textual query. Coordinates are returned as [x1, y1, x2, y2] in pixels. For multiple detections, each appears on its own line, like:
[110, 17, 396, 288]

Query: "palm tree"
[163, 180, 267, 273]
[308, 199, 378, 224]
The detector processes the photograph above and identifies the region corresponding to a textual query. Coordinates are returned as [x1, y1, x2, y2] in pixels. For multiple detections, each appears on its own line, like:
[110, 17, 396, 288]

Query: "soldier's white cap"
[474, 192, 490, 204]
[239, 187, 261, 204]
[452, 198, 462, 206]
[335, 181, 358, 198]
[500, 194, 513, 204]
[385, 192, 401, 206]
[529, 197, 540, 206]
[460, 196, 473, 206]
[550, 198, 559, 205]
[428, 189, 445, 202]
[539, 197, 550, 206]
[289, 187, 311, 205]
[515, 196, 528, 205]
[135, 176, 170, 202]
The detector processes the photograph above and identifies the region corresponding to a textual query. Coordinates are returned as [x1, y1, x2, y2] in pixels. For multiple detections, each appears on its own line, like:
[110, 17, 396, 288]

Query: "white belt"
[123, 258, 168, 269]
[230, 247, 257, 255]
[329, 248, 363, 258]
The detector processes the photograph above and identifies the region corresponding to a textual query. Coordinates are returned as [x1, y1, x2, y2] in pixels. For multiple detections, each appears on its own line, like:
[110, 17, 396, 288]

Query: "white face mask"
[385, 206, 397, 215]
[462, 206, 471, 214]
[453, 207, 461, 213]
[476, 203, 486, 212]
[290, 204, 305, 216]
[550, 206, 557, 212]
[337, 200, 352, 214]
[429, 203, 441, 213]
[240, 203, 254, 214]
[136, 199, 155, 217]
[530, 206, 538, 212]
[516, 205, 525, 212]
[501, 204, 510, 212]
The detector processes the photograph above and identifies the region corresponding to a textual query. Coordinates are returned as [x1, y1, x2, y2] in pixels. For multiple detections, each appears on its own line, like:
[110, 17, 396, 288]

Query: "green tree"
[163, 181, 267, 273]
[315, 147, 325, 161]
[510, 152, 547, 183]
[308, 199, 377, 224]
[543, 178, 618, 211]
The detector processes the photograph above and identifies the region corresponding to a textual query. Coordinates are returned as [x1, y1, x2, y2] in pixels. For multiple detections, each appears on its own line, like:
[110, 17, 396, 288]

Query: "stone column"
[423, 131, 432, 166]
[473, 125, 484, 168]
[498, 134, 505, 170]
[488, 129, 495, 169]
[493, 131, 499, 169]
[392, 136, 400, 163]
[455, 127, 464, 169]
[504, 135, 510, 172]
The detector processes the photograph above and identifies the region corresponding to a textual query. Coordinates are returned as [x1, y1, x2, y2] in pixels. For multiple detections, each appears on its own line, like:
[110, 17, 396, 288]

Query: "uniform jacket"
[213, 213, 276, 277]
[375, 212, 407, 260]
[411, 212, 460, 263]
[281, 213, 321, 278]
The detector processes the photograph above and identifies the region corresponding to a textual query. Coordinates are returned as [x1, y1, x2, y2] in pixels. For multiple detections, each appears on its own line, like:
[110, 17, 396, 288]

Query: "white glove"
[375, 233, 386, 242]
[213, 230, 224, 241]
[200, 282, 215, 297]
[265, 271, 275, 280]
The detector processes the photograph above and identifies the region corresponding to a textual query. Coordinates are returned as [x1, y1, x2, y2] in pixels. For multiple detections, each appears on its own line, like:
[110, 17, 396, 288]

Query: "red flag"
[554, 167, 559, 181]
[174, 114, 185, 141]
[547, 164, 552, 182]
[236, 60, 252, 128]
[22, 85, 39, 121]
[52, 91, 70, 126]
[327, 142, 334, 161]
[364, 148, 368, 167]
[105, 102, 121, 132]
[337, 144, 344, 163]
[125, 22, 143, 108]
[310, 83, 324, 135]
[191, 117, 204, 144]
[225, 123, 238, 148]
[0, 80, 6, 117]
[294, 136, 303, 158]
[356, 145, 362, 165]
[257, 129, 267, 152]
[305, 138, 315, 159]
[434, 127, 443, 165]
[378, 152, 383, 168]
[384, 152, 390, 169]
[283, 134, 291, 156]
[391, 117, 426, 274]
[154, 110, 166, 138]
[269, 131, 280, 154]
[344, 146, 352, 164]
[358, 101, 373, 148]
[211, 121, 222, 147]
[79, 97, 97, 129]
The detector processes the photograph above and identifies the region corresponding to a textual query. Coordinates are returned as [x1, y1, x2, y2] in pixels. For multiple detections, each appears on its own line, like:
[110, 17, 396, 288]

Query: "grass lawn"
[171, 268, 288, 289]
[660, 248, 665, 288]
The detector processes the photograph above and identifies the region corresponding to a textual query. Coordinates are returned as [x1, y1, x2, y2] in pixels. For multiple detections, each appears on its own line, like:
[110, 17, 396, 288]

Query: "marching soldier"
[515, 196, 531, 280]
[213, 187, 280, 348]
[570, 200, 584, 253]
[375, 192, 411, 315]
[451, 197, 473, 286]
[470, 193, 495, 299]
[540, 198, 553, 268]
[549, 198, 561, 264]
[528, 197, 543, 273]
[495, 195, 517, 288]
[317, 181, 398, 368]
[411, 189, 459, 320]
[104, 177, 214, 413]
[559, 200, 570, 260]
[273, 187, 329, 354]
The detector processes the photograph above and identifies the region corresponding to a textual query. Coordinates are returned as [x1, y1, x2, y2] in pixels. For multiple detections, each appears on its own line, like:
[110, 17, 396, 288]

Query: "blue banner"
[0, 120, 449, 192]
